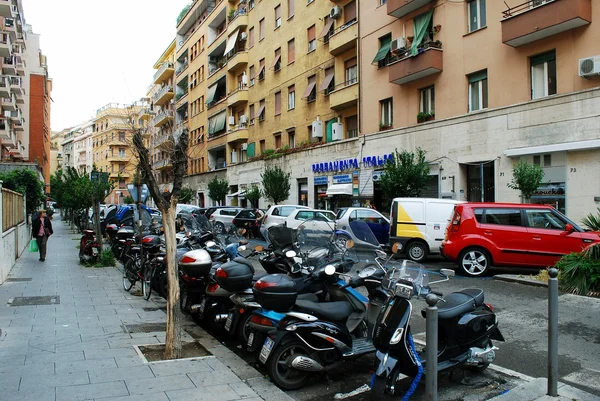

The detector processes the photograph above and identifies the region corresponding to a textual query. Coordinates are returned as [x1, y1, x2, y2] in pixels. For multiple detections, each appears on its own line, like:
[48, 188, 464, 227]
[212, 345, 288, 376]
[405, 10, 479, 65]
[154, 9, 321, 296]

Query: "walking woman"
[32, 209, 53, 261]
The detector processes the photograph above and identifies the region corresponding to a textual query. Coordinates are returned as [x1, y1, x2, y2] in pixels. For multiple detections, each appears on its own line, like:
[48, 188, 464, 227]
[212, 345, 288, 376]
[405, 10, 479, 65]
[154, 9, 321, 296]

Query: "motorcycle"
[78, 229, 101, 264]
[370, 258, 504, 400]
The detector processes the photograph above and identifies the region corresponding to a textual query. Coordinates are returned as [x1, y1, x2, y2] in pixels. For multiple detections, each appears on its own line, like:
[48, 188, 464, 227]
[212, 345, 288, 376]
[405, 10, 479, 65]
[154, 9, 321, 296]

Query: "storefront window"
[530, 183, 565, 214]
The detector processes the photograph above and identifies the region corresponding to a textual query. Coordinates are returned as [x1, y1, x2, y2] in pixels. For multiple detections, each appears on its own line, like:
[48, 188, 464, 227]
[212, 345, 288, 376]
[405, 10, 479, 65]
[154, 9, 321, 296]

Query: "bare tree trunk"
[163, 198, 182, 359]
[93, 202, 103, 252]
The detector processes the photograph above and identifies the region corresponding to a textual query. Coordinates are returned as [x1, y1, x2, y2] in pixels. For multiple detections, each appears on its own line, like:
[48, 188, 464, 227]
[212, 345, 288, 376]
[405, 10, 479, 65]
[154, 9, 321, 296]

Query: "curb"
[493, 274, 548, 288]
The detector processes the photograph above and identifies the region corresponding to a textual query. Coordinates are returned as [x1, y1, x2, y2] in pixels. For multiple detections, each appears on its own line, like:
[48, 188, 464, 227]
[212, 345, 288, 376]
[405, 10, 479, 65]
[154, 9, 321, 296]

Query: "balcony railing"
[153, 62, 174, 83]
[153, 85, 173, 102]
[176, 59, 189, 76]
[153, 110, 174, 126]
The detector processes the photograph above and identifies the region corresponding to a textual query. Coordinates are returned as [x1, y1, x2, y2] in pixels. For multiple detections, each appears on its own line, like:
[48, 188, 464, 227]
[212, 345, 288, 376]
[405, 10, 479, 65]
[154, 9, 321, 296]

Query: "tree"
[178, 186, 195, 204]
[507, 159, 545, 202]
[0, 168, 45, 216]
[261, 165, 290, 204]
[245, 185, 261, 208]
[208, 177, 229, 206]
[131, 117, 189, 360]
[379, 148, 430, 204]
[123, 195, 135, 204]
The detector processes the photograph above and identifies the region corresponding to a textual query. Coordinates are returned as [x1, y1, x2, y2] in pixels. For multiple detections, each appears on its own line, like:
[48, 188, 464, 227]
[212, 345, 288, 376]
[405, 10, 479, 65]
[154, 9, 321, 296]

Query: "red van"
[441, 203, 600, 276]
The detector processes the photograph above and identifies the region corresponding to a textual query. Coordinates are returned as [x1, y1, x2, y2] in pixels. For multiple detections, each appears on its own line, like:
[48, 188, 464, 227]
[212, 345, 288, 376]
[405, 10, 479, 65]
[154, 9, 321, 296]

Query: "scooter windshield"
[382, 260, 429, 296]
[178, 212, 203, 236]
[348, 220, 381, 249]
[296, 219, 336, 264]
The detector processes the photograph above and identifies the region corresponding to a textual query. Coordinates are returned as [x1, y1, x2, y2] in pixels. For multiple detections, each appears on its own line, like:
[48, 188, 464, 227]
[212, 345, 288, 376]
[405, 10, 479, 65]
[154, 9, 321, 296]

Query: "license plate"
[259, 338, 274, 364]
[247, 332, 254, 348]
[92, 247, 98, 255]
[225, 313, 233, 331]
[199, 299, 206, 314]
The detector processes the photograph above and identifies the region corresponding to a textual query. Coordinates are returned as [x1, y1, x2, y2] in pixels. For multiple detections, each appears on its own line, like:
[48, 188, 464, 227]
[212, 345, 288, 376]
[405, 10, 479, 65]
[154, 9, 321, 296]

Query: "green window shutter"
[410, 9, 434, 56]
[372, 35, 392, 64]
[246, 142, 256, 157]
[530, 51, 556, 66]
[468, 70, 488, 83]
[326, 119, 335, 143]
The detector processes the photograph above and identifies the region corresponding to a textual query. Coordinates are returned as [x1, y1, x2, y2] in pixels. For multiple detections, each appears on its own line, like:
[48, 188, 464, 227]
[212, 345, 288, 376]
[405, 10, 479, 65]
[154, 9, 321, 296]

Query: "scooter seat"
[422, 288, 484, 320]
[297, 293, 319, 303]
[295, 300, 353, 322]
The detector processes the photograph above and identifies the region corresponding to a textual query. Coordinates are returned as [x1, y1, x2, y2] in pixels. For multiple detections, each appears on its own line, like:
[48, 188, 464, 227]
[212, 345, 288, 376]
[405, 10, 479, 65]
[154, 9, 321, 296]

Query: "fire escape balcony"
[388, 45, 443, 85]
[328, 21, 358, 56]
[387, 0, 435, 19]
[501, 0, 591, 47]
[153, 62, 174, 84]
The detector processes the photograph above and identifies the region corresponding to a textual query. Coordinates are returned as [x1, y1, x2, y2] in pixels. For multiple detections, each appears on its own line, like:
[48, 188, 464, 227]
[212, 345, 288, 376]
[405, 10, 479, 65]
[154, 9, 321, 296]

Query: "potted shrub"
[379, 123, 392, 131]
[432, 40, 442, 49]
[417, 112, 435, 123]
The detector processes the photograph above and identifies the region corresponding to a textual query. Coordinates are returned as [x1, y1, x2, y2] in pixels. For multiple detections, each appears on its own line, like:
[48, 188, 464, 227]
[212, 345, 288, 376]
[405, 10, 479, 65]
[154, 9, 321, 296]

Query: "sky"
[22, 0, 190, 132]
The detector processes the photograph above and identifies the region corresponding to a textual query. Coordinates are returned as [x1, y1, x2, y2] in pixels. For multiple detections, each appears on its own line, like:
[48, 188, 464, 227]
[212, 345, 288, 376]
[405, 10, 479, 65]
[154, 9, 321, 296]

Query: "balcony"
[388, 46, 443, 85]
[0, 33, 11, 58]
[154, 133, 172, 149]
[8, 76, 21, 92]
[15, 59, 24, 75]
[13, 118, 23, 131]
[110, 172, 130, 179]
[0, 77, 9, 97]
[153, 159, 171, 170]
[153, 62, 174, 84]
[387, 0, 434, 18]
[1, 95, 15, 110]
[228, 10, 248, 33]
[0, 122, 14, 141]
[138, 107, 154, 121]
[15, 89, 23, 103]
[4, 17, 15, 38]
[329, 80, 358, 110]
[10, 141, 25, 158]
[8, 109, 22, 121]
[227, 126, 249, 143]
[227, 50, 248, 72]
[2, 56, 15, 74]
[153, 85, 174, 106]
[0, 0, 12, 17]
[153, 109, 174, 127]
[227, 88, 248, 107]
[329, 21, 358, 56]
[107, 155, 129, 163]
[176, 59, 189, 76]
[501, 0, 591, 47]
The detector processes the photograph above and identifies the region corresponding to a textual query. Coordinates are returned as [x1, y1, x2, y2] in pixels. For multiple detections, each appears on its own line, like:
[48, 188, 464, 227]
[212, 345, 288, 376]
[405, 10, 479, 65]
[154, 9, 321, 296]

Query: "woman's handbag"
[44, 228, 51, 236]
[29, 238, 39, 252]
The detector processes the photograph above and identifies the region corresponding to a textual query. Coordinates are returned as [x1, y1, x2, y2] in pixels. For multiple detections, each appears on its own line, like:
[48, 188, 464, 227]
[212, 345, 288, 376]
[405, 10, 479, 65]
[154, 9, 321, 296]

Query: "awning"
[255, 104, 266, 119]
[326, 183, 353, 196]
[372, 36, 392, 64]
[319, 69, 335, 91]
[270, 54, 281, 69]
[302, 81, 317, 99]
[504, 139, 600, 157]
[318, 18, 335, 39]
[208, 111, 227, 135]
[253, 65, 265, 79]
[227, 190, 247, 197]
[224, 29, 240, 54]
[206, 83, 218, 104]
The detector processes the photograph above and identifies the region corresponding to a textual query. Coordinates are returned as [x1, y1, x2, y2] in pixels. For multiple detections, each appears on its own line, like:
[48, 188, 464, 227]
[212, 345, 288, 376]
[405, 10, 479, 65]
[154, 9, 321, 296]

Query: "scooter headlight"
[389, 327, 404, 345]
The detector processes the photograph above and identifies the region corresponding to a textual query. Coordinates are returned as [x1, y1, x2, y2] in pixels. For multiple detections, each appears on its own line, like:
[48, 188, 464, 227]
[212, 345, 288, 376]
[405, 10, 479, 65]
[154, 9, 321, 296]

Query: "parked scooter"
[78, 229, 101, 264]
[369, 258, 504, 400]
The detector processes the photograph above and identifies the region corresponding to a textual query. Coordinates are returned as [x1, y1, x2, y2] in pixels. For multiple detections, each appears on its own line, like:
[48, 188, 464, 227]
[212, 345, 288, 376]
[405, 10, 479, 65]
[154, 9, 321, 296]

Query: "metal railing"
[153, 110, 173, 126]
[153, 85, 173, 102]
[2, 187, 24, 232]
[330, 18, 357, 37]
[386, 41, 442, 66]
[153, 62, 174, 82]
[502, 0, 556, 18]
[176, 59, 189, 76]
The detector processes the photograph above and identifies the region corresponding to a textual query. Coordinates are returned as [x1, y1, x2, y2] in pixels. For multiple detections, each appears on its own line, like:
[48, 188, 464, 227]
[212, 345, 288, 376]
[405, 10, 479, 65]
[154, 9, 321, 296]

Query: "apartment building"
[72, 120, 94, 175]
[92, 103, 141, 204]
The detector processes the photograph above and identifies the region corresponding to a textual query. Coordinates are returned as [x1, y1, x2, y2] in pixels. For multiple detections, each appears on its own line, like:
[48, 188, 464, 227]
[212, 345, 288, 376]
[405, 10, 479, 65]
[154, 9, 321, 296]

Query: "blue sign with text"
[314, 176, 328, 185]
[333, 174, 352, 184]
[312, 153, 393, 173]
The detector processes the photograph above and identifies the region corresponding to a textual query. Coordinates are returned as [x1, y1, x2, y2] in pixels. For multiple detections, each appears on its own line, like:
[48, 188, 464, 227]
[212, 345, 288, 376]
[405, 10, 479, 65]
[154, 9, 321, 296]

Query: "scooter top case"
[179, 248, 213, 278]
[215, 258, 255, 292]
[253, 274, 297, 312]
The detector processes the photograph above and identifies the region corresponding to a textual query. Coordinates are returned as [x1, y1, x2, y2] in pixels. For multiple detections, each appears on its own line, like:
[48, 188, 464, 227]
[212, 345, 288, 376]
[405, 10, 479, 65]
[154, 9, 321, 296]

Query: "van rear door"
[426, 201, 458, 253]
[390, 199, 427, 247]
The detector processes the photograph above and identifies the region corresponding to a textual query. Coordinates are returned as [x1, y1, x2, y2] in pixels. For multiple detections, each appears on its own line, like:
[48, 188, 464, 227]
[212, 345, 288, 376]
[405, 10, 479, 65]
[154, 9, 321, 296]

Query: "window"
[303, 75, 317, 102]
[307, 0, 314, 4]
[275, 5, 281, 28]
[272, 48, 281, 71]
[260, 139, 266, 154]
[467, 0, 486, 33]
[346, 115, 358, 138]
[259, 99, 266, 121]
[380, 98, 393, 127]
[419, 86, 435, 115]
[288, 0, 294, 18]
[373, 34, 392, 68]
[483, 208, 522, 226]
[275, 134, 282, 148]
[468, 70, 488, 112]
[249, 0, 254, 9]
[288, 85, 295, 109]
[531, 51, 556, 100]
[274, 91, 281, 115]
[249, 65, 255, 86]
[288, 130, 295, 147]
[345, 57, 357, 85]
[249, 27, 254, 47]
[259, 19, 265, 41]
[533, 154, 552, 167]
[258, 59, 265, 80]
[344, 1, 357, 24]
[320, 67, 335, 95]
[379, 0, 387, 4]
[307, 25, 316, 52]
[525, 209, 566, 230]
[288, 39, 295, 64]
[118, 148, 126, 157]
[320, 16, 334, 43]
[200, 66, 204, 81]
[118, 132, 125, 141]
[249, 104, 255, 123]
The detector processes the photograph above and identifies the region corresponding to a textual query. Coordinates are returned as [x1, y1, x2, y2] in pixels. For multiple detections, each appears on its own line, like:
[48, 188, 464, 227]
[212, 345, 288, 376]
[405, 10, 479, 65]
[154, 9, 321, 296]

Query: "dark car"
[232, 208, 264, 238]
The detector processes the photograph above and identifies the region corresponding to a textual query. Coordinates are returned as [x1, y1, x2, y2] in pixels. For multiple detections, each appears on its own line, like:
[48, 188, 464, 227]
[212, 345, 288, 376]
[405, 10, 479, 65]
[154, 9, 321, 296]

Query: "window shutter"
[468, 70, 487, 83]
[275, 92, 281, 114]
[344, 1, 356, 23]
[288, 39, 295, 63]
[307, 25, 315, 42]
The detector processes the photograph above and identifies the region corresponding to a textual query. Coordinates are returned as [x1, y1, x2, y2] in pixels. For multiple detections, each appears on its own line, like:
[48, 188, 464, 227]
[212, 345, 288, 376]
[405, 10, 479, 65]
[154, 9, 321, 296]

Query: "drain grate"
[6, 278, 32, 282]
[9, 296, 60, 306]
[122, 323, 166, 334]
[142, 307, 167, 312]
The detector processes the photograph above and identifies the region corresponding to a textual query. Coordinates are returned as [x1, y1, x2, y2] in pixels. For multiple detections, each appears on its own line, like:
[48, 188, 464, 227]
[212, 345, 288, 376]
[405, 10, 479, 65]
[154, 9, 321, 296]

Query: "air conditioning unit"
[330, 6, 342, 19]
[391, 37, 407, 51]
[228, 115, 235, 125]
[241, 143, 248, 151]
[372, 173, 382, 182]
[241, 74, 248, 86]
[579, 56, 600, 77]
[332, 122, 344, 141]
[231, 150, 238, 164]
[240, 32, 248, 41]
[240, 115, 248, 124]
[312, 118, 323, 138]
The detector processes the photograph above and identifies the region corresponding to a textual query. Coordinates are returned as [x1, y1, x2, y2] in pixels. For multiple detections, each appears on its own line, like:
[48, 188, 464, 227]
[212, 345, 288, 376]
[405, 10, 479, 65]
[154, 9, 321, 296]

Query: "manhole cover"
[5, 278, 32, 282]
[142, 307, 167, 312]
[10, 296, 60, 306]
[122, 323, 166, 333]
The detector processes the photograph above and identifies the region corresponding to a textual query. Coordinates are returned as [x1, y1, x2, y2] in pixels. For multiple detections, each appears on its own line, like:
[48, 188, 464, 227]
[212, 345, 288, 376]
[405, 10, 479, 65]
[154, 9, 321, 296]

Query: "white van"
[389, 198, 464, 262]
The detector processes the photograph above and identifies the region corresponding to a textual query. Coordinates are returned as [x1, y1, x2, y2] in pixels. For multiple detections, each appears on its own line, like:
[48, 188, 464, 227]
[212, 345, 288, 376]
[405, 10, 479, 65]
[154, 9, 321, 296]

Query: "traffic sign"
[127, 184, 150, 203]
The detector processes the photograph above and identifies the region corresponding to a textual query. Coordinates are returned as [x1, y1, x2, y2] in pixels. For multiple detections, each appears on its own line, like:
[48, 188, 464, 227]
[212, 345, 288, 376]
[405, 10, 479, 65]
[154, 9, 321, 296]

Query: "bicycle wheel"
[122, 262, 134, 292]
[142, 264, 153, 300]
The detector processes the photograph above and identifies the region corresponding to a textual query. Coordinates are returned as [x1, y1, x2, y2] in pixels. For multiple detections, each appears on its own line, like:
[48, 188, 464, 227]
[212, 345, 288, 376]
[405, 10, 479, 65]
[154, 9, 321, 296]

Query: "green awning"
[214, 111, 226, 133]
[206, 83, 218, 104]
[246, 142, 256, 158]
[372, 35, 392, 64]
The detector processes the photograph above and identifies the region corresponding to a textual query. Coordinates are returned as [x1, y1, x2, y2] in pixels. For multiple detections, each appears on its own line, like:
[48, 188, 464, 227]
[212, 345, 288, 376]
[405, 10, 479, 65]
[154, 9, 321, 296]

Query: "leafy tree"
[208, 177, 229, 206]
[0, 168, 45, 216]
[379, 148, 431, 204]
[507, 159, 545, 202]
[245, 185, 261, 208]
[178, 186, 195, 204]
[123, 195, 135, 204]
[261, 166, 291, 204]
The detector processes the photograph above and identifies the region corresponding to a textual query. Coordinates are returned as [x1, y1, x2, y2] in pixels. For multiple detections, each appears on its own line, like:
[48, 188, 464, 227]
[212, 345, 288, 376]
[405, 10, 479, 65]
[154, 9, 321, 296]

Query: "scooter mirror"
[391, 242, 402, 253]
[324, 265, 336, 276]
[291, 264, 301, 274]
[345, 239, 355, 249]
[285, 250, 297, 258]
[239, 238, 249, 245]
[440, 268, 455, 278]
[254, 245, 264, 252]
[238, 245, 247, 252]
[206, 241, 216, 247]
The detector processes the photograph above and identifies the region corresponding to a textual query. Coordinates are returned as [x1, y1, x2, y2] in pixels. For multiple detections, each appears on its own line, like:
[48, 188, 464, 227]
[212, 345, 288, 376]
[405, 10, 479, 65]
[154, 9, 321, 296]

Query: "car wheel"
[458, 247, 491, 277]
[214, 222, 225, 234]
[335, 234, 351, 249]
[406, 241, 428, 263]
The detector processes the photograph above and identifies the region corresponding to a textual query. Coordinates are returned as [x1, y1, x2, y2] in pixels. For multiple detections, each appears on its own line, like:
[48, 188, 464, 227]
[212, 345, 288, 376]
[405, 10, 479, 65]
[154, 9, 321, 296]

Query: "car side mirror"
[564, 224, 575, 234]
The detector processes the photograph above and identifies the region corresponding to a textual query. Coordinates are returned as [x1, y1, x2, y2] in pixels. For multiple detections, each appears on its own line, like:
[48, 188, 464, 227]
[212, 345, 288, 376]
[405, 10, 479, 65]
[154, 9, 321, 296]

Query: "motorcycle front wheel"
[370, 374, 387, 401]
[266, 340, 311, 390]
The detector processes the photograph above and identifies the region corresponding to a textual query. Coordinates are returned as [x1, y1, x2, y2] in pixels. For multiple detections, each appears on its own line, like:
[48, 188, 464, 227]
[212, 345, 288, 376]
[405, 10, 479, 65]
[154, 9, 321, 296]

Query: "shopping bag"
[29, 238, 38, 253]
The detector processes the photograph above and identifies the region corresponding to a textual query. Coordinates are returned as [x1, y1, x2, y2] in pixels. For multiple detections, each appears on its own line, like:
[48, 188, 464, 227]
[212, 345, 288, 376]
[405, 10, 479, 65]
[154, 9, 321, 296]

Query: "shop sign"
[362, 154, 394, 168]
[314, 176, 328, 185]
[312, 153, 394, 173]
[333, 174, 352, 184]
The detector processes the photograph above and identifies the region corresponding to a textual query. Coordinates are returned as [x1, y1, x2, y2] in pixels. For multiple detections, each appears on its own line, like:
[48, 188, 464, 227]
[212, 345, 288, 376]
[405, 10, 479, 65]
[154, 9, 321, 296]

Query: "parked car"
[260, 204, 310, 241]
[232, 208, 264, 238]
[388, 198, 464, 262]
[335, 207, 390, 248]
[441, 202, 600, 277]
[205, 206, 231, 219]
[283, 209, 336, 230]
[209, 207, 244, 233]
[176, 204, 202, 214]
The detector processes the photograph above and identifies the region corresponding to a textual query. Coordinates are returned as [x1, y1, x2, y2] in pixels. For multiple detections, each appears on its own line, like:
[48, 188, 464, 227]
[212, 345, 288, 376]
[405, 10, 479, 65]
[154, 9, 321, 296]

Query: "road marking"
[333, 384, 371, 399]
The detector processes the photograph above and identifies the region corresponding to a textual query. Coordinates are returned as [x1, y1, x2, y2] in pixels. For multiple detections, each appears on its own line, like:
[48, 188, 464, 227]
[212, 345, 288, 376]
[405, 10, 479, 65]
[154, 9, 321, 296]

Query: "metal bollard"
[425, 293, 439, 401]
[548, 268, 559, 396]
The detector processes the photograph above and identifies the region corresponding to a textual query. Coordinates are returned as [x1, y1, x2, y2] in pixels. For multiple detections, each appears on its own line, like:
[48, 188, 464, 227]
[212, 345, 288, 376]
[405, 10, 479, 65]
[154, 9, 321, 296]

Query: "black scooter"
[370, 259, 505, 400]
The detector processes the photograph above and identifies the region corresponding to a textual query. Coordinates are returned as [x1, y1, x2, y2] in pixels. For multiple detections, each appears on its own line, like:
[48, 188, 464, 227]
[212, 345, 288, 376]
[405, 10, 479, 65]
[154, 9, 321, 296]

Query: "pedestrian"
[32, 209, 53, 262]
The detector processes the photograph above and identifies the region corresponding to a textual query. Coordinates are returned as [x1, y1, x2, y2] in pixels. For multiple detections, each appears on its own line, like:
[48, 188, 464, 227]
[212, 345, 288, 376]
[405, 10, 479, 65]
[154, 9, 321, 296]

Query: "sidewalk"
[0, 214, 293, 401]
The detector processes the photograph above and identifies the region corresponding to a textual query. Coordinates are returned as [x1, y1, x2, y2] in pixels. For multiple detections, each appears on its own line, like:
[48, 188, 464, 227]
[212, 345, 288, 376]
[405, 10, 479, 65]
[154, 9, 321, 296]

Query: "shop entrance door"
[466, 162, 495, 202]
